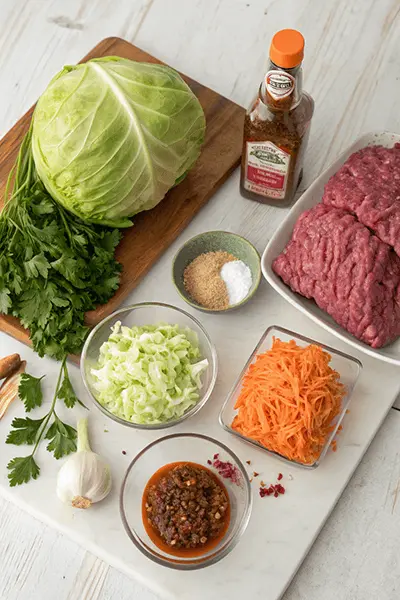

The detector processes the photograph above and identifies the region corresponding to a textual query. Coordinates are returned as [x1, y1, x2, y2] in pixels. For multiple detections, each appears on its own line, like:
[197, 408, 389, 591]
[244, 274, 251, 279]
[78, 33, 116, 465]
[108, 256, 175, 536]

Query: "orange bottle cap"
[269, 29, 305, 69]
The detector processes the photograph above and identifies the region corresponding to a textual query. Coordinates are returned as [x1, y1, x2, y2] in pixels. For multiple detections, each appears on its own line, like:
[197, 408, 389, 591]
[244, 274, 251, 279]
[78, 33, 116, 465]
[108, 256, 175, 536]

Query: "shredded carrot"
[231, 338, 346, 465]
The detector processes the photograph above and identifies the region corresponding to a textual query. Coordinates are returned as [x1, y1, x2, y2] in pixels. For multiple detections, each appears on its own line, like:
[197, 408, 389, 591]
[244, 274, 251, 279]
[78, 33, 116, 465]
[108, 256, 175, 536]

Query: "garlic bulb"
[57, 418, 112, 509]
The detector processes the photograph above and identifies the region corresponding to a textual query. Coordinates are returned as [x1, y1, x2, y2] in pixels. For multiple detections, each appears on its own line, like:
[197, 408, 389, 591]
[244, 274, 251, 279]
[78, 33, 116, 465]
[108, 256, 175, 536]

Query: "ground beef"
[272, 204, 400, 348]
[144, 463, 229, 550]
[323, 144, 400, 255]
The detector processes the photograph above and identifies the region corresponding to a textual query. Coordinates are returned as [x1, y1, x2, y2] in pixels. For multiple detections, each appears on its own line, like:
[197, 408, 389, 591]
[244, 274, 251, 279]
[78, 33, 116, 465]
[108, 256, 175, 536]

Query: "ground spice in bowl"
[183, 251, 253, 310]
[183, 251, 236, 310]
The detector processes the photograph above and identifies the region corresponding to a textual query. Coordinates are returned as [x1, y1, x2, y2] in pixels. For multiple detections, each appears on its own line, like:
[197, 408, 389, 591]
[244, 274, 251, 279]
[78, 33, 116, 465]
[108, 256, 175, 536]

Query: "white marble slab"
[1, 259, 399, 600]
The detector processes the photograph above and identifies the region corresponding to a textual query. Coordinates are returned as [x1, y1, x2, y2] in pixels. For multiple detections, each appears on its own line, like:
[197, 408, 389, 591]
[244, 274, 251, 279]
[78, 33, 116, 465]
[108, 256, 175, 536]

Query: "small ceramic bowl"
[172, 231, 261, 313]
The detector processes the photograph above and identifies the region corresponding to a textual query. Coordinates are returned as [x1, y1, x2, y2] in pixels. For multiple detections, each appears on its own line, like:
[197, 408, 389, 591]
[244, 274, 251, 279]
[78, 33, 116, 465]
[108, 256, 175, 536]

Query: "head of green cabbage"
[31, 57, 206, 227]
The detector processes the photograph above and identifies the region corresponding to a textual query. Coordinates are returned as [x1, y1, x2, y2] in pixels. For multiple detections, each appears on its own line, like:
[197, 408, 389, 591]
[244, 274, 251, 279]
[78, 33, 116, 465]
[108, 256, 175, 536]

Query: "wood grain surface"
[0, 36, 244, 346]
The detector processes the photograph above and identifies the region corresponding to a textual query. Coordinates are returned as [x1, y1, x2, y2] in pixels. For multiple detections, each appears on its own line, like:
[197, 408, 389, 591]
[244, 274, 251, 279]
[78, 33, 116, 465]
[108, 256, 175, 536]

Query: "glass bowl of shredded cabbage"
[81, 303, 217, 429]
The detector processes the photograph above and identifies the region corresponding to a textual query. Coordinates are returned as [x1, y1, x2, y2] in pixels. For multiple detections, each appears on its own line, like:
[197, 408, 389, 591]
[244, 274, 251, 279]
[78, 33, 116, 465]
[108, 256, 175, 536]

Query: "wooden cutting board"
[0, 37, 244, 348]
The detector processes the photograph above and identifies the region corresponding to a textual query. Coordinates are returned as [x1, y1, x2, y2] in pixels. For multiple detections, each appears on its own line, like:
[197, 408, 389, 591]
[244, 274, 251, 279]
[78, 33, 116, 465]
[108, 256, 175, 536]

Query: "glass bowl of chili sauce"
[120, 433, 252, 569]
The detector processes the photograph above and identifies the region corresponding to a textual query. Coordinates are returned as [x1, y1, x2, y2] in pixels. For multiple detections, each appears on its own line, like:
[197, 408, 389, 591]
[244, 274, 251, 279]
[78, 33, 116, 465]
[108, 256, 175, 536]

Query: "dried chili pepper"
[209, 454, 242, 486]
[259, 475, 286, 498]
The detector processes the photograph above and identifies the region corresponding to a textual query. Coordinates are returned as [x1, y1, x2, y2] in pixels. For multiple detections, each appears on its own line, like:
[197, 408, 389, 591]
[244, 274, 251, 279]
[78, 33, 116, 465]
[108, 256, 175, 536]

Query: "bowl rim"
[80, 302, 218, 430]
[219, 324, 363, 470]
[171, 230, 262, 313]
[119, 432, 253, 570]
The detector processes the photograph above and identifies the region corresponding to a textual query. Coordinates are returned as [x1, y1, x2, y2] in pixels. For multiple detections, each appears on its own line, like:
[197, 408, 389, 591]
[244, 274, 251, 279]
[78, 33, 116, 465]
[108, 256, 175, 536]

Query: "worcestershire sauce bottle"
[240, 29, 314, 206]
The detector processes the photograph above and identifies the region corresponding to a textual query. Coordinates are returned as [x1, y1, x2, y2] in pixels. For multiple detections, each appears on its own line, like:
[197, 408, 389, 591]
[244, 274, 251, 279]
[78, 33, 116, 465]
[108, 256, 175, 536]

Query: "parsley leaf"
[0, 287, 11, 313]
[102, 229, 121, 252]
[18, 285, 52, 330]
[18, 373, 44, 411]
[45, 415, 77, 459]
[73, 233, 87, 247]
[51, 256, 86, 288]
[57, 363, 87, 409]
[24, 253, 50, 279]
[7, 455, 40, 487]
[6, 416, 46, 445]
[31, 198, 54, 216]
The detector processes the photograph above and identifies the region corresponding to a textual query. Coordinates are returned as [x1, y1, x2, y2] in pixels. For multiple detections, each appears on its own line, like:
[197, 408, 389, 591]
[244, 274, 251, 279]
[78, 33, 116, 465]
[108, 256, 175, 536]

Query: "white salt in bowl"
[172, 231, 261, 313]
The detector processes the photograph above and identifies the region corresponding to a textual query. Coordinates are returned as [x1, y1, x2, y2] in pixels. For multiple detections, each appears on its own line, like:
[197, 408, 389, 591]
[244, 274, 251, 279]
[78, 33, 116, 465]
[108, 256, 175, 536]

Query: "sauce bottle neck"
[260, 60, 303, 111]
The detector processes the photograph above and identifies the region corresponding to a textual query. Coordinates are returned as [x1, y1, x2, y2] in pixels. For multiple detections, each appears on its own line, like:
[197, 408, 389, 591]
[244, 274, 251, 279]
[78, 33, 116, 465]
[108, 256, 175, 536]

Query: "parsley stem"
[58, 205, 73, 244]
[30, 356, 67, 458]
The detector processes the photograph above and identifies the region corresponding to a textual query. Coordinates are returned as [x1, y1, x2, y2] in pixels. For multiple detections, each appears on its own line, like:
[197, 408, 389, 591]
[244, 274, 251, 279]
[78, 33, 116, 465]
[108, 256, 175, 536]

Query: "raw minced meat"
[273, 144, 400, 349]
[273, 204, 400, 348]
[323, 144, 400, 255]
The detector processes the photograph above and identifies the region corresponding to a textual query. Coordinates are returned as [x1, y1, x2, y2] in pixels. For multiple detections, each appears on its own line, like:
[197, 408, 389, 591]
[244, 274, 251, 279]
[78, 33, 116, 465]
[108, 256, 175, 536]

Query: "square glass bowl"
[219, 325, 362, 469]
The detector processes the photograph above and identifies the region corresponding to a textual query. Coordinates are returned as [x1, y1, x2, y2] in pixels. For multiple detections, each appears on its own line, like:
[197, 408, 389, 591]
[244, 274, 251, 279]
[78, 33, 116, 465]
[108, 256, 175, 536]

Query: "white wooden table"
[1, 1, 400, 599]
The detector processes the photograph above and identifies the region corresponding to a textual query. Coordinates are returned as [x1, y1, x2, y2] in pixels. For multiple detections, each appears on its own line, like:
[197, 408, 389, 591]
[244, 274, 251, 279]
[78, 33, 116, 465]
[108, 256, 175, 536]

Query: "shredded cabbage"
[91, 322, 209, 424]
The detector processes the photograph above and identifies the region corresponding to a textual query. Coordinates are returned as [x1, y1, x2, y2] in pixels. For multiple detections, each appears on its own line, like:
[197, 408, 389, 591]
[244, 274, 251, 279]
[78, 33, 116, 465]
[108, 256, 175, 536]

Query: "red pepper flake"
[259, 477, 286, 499]
[331, 440, 337, 452]
[122, 450, 127, 455]
[260, 480, 266, 487]
[210, 456, 241, 485]
[246, 460, 251, 465]
[207, 459, 212, 465]
[253, 471, 259, 477]
[277, 473, 283, 481]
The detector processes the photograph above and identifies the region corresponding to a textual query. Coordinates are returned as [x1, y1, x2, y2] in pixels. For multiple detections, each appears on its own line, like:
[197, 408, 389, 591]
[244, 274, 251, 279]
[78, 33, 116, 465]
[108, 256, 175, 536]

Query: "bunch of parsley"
[1, 130, 122, 485]
[0, 130, 121, 359]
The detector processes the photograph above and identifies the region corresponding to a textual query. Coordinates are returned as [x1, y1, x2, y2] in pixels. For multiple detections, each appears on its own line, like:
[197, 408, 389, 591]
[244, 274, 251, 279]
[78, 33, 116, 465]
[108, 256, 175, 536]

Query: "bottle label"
[265, 70, 295, 100]
[244, 141, 290, 199]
